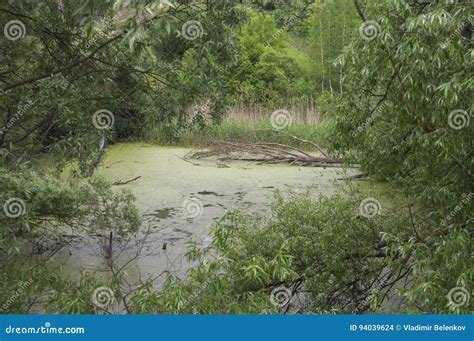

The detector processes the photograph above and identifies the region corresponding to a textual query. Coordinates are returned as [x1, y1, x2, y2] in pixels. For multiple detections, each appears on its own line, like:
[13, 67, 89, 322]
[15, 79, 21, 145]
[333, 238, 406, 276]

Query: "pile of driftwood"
[187, 130, 344, 167]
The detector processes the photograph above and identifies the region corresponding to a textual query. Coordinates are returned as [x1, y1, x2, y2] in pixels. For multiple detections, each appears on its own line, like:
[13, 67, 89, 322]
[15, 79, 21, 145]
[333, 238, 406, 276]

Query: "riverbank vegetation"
[1, 0, 472, 314]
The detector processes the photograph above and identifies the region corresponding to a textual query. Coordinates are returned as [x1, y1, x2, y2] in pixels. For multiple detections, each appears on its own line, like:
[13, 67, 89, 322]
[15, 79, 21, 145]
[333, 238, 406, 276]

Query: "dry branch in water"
[113, 176, 141, 186]
[187, 131, 344, 167]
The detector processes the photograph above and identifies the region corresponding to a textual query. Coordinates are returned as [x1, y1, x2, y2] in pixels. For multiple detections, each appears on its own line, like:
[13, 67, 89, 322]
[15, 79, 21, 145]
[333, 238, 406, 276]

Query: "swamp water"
[55, 143, 355, 286]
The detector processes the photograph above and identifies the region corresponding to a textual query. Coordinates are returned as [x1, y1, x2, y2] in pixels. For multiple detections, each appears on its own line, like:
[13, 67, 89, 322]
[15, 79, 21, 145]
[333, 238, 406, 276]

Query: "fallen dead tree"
[113, 176, 141, 186]
[187, 130, 345, 167]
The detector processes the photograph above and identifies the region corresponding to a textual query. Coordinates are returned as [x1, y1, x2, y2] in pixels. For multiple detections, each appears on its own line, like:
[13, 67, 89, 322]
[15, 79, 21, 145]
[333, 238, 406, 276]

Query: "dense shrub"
[131, 193, 416, 314]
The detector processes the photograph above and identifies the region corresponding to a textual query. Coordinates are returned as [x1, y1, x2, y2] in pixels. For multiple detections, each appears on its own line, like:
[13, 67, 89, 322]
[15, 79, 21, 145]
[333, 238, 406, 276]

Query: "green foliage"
[0, 0, 244, 165]
[0, 169, 140, 241]
[0, 169, 141, 306]
[306, 0, 360, 94]
[1, 261, 114, 314]
[45, 272, 109, 314]
[324, 0, 473, 313]
[240, 13, 286, 61]
[1, 0, 471, 316]
[131, 193, 417, 314]
[161, 120, 328, 150]
[228, 12, 314, 101]
[0, 0, 243, 312]
[130, 209, 296, 313]
[243, 0, 314, 35]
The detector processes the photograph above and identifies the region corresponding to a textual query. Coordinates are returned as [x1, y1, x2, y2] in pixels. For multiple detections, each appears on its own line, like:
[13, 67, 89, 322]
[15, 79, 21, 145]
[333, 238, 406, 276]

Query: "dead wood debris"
[186, 130, 345, 167]
[113, 176, 141, 186]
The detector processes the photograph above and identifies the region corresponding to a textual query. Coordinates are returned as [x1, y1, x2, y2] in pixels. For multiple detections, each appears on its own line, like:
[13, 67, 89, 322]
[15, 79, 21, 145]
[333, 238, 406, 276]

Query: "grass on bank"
[148, 119, 332, 151]
[147, 98, 332, 151]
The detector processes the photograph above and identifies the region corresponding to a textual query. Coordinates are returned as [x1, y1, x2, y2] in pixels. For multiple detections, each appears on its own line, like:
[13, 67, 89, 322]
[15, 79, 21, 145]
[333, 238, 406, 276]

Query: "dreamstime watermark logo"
[271, 109, 292, 130]
[270, 286, 292, 308]
[359, 21, 381, 41]
[181, 20, 204, 41]
[440, 192, 473, 226]
[181, 278, 212, 309]
[5, 321, 85, 335]
[1, 279, 33, 312]
[3, 198, 26, 218]
[359, 198, 381, 218]
[448, 109, 471, 130]
[0, 74, 74, 136]
[92, 109, 115, 130]
[182, 197, 204, 218]
[84, 14, 121, 50]
[91, 286, 114, 309]
[0, 99, 34, 136]
[440, 15, 474, 49]
[4, 20, 26, 41]
[353, 275, 391, 313]
[264, 15, 297, 47]
[447, 286, 470, 308]
[352, 102, 387, 137]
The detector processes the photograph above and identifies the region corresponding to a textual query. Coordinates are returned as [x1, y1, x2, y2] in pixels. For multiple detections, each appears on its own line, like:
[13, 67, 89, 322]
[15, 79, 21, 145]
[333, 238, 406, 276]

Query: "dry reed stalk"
[225, 97, 321, 124]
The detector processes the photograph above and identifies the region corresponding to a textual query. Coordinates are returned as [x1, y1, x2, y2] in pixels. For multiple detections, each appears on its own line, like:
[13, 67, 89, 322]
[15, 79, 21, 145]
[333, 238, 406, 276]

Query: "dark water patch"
[234, 191, 247, 201]
[144, 208, 177, 221]
[164, 237, 182, 243]
[197, 191, 225, 197]
[172, 228, 193, 238]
